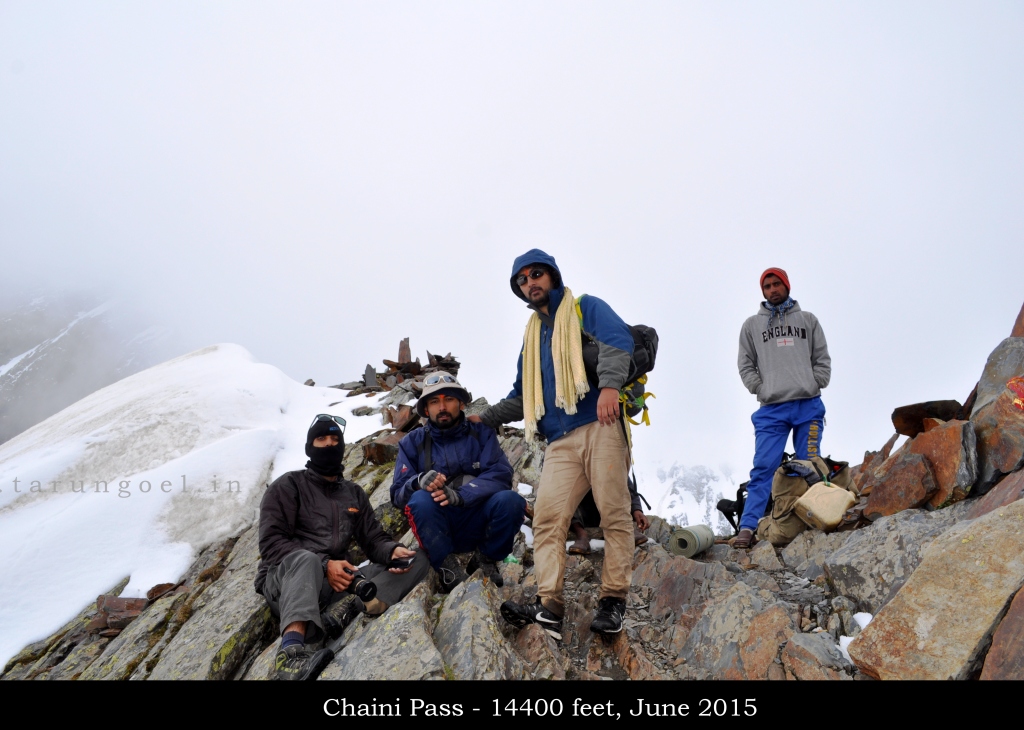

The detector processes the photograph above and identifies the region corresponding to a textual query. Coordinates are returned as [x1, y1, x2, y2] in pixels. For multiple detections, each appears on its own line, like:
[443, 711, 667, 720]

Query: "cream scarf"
[522, 287, 590, 441]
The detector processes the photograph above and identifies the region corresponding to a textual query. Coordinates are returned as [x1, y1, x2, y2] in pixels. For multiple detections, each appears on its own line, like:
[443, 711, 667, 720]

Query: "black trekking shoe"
[500, 597, 563, 641]
[438, 554, 468, 594]
[321, 594, 364, 640]
[275, 644, 319, 681]
[590, 597, 626, 635]
[466, 551, 504, 587]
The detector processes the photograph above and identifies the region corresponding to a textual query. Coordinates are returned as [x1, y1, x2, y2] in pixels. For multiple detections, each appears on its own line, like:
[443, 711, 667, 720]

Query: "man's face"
[426, 394, 464, 427]
[762, 275, 789, 306]
[313, 434, 340, 447]
[517, 265, 553, 307]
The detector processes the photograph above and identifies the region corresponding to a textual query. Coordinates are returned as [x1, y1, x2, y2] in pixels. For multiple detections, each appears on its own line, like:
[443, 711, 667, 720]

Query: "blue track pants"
[741, 396, 826, 532]
[405, 489, 526, 569]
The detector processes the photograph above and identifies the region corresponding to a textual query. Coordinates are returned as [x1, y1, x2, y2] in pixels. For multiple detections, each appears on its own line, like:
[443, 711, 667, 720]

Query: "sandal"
[568, 537, 592, 555]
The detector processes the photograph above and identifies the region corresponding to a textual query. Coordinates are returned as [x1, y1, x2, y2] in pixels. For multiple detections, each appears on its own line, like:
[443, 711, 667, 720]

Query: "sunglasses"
[424, 373, 459, 386]
[515, 267, 548, 287]
[310, 413, 347, 433]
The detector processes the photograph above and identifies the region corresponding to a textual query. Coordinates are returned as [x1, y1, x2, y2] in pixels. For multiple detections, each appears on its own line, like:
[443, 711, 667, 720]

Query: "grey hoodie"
[737, 300, 831, 405]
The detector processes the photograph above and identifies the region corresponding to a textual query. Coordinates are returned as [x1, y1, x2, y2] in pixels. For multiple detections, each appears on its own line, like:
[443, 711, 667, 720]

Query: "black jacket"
[254, 469, 398, 595]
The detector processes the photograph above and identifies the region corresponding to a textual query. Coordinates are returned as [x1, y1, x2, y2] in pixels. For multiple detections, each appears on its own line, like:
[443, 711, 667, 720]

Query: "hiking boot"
[731, 528, 755, 550]
[274, 644, 319, 681]
[321, 594, 363, 639]
[437, 554, 468, 594]
[466, 551, 504, 587]
[361, 597, 388, 617]
[500, 597, 563, 641]
[590, 596, 626, 635]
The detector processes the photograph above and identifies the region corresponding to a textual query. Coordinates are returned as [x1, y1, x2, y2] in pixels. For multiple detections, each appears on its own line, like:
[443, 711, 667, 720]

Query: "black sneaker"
[274, 644, 318, 681]
[590, 597, 626, 635]
[466, 551, 504, 588]
[321, 594, 363, 639]
[438, 554, 468, 594]
[500, 598, 563, 641]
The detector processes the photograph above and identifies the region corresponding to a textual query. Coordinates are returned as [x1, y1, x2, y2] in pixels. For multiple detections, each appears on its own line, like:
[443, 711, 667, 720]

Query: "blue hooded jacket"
[391, 415, 515, 510]
[482, 249, 634, 442]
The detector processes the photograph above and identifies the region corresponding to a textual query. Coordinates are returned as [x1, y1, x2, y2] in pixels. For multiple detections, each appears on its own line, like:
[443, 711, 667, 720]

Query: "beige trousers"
[533, 420, 632, 615]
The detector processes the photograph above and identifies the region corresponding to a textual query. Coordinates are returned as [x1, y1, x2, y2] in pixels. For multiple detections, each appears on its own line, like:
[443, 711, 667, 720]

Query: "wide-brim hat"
[415, 372, 472, 417]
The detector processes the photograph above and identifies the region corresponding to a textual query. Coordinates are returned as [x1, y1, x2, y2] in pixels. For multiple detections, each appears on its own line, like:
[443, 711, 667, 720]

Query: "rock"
[864, 451, 937, 520]
[631, 544, 733, 622]
[303, 378, 315, 386]
[891, 400, 963, 438]
[434, 575, 528, 680]
[79, 592, 183, 680]
[981, 587, 1024, 680]
[363, 364, 377, 388]
[146, 583, 176, 602]
[782, 632, 852, 680]
[906, 419, 978, 507]
[848, 500, 1024, 680]
[367, 471, 408, 540]
[42, 635, 110, 680]
[148, 526, 273, 680]
[242, 639, 280, 681]
[678, 581, 796, 679]
[513, 623, 565, 680]
[363, 431, 403, 465]
[853, 434, 901, 489]
[735, 570, 781, 593]
[607, 631, 667, 680]
[320, 583, 444, 680]
[779, 530, 851, 580]
[971, 377, 1024, 494]
[749, 541, 784, 571]
[497, 431, 546, 488]
[967, 468, 1024, 520]
[970, 337, 1024, 418]
[397, 337, 412, 364]
[824, 505, 967, 613]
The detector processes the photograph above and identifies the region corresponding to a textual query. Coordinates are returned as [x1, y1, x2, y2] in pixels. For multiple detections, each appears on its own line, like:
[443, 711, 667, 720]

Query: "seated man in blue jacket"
[391, 372, 526, 593]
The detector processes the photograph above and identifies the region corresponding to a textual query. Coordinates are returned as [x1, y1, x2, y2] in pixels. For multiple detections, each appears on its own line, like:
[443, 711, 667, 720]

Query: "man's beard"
[431, 411, 461, 430]
[528, 289, 550, 307]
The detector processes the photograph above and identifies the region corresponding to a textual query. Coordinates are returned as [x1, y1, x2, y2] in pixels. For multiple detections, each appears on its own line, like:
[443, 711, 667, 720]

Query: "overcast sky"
[2, 2, 1022, 486]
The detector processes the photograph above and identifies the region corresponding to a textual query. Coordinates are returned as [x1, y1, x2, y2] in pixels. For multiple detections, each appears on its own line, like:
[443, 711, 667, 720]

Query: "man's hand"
[467, 414, 483, 424]
[430, 483, 464, 507]
[325, 559, 358, 592]
[597, 387, 621, 425]
[632, 510, 650, 531]
[420, 471, 446, 492]
[388, 546, 417, 574]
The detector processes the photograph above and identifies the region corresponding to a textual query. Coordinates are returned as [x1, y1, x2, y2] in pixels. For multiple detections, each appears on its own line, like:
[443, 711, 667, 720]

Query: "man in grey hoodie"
[735, 267, 831, 548]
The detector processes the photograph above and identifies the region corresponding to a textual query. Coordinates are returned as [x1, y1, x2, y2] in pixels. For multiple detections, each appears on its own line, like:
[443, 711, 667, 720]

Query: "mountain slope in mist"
[0, 296, 172, 444]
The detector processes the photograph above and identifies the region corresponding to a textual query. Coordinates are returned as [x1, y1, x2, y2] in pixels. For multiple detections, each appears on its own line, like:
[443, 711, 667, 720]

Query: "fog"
[2, 3, 1022, 485]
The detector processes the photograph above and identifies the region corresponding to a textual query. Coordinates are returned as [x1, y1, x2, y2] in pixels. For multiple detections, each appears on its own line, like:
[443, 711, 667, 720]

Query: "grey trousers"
[262, 549, 429, 639]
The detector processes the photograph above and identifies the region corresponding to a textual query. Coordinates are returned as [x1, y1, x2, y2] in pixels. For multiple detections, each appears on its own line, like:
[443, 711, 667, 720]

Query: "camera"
[343, 567, 377, 601]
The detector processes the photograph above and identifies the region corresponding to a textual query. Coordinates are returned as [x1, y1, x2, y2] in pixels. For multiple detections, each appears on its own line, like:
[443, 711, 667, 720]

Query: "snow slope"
[0, 344, 384, 668]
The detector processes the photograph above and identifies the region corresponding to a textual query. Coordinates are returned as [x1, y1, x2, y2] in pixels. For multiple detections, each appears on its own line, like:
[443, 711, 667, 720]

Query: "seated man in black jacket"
[254, 414, 428, 680]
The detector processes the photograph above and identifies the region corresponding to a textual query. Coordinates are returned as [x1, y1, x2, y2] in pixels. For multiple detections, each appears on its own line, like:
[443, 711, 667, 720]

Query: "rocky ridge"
[4, 310, 1024, 681]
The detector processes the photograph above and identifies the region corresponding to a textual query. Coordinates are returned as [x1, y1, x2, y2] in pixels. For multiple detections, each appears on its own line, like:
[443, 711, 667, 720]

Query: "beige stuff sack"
[755, 459, 814, 546]
[794, 481, 856, 532]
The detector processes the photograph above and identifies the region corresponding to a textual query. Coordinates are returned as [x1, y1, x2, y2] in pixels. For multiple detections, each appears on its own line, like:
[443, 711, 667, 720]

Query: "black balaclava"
[305, 420, 345, 477]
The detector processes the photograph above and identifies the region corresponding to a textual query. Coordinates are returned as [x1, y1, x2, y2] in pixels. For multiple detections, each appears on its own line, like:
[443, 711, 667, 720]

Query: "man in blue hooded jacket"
[391, 372, 525, 593]
[469, 250, 636, 639]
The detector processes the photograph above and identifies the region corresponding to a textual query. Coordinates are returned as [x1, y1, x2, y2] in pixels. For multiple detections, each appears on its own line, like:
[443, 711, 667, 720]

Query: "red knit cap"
[760, 267, 791, 293]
